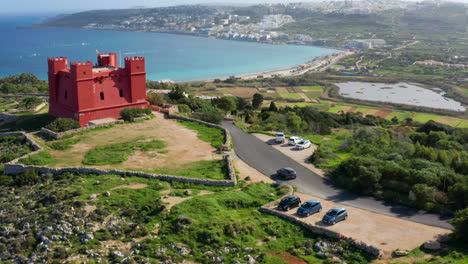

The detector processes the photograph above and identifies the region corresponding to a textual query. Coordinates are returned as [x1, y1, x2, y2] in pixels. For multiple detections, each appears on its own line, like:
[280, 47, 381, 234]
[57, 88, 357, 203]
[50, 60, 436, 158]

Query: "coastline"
[185, 50, 355, 83]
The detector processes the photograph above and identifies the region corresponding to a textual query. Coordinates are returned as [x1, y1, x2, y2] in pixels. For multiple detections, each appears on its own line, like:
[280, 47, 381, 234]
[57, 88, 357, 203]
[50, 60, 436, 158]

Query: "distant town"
[34, 0, 424, 50]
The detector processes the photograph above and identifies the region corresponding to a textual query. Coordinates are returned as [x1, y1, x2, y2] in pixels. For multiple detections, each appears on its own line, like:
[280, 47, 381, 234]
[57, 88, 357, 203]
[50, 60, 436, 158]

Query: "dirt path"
[252, 133, 325, 178]
[269, 252, 308, 264]
[162, 190, 213, 210]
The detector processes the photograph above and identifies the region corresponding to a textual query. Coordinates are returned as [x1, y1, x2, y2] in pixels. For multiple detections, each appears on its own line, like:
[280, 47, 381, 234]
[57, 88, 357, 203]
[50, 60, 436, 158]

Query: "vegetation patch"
[148, 160, 229, 180]
[47, 137, 81, 151]
[19, 150, 56, 166]
[0, 135, 33, 163]
[176, 119, 225, 148]
[83, 138, 166, 165]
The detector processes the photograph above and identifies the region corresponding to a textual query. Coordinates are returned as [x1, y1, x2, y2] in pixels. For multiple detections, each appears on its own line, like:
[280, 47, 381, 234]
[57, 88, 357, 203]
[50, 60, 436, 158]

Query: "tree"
[450, 208, 468, 241]
[213, 96, 237, 114]
[147, 93, 165, 106]
[268, 101, 278, 112]
[252, 93, 264, 109]
[391, 116, 398, 124]
[168, 84, 188, 101]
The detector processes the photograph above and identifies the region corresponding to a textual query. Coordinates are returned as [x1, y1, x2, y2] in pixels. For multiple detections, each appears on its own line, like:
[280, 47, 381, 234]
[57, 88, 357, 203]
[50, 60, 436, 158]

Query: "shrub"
[450, 208, 468, 242]
[178, 104, 191, 113]
[120, 107, 149, 122]
[46, 118, 80, 132]
[194, 111, 224, 124]
[14, 169, 39, 186]
[147, 93, 165, 106]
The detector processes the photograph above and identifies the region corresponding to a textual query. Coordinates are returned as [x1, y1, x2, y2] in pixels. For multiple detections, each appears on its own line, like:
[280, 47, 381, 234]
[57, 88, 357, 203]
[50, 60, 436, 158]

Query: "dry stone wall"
[3, 132, 237, 187]
[40, 116, 149, 139]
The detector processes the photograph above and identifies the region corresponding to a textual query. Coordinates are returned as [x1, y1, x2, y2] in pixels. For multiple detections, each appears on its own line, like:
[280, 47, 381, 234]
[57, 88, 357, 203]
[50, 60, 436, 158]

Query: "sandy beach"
[237, 50, 355, 80]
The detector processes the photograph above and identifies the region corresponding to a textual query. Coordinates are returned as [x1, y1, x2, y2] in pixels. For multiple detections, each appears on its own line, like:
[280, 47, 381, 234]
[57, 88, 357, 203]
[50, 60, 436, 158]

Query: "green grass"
[176, 120, 225, 148]
[141, 183, 371, 264]
[47, 138, 81, 151]
[305, 91, 322, 100]
[300, 86, 325, 91]
[147, 160, 230, 180]
[19, 150, 56, 166]
[302, 130, 351, 170]
[83, 138, 166, 165]
[278, 92, 303, 100]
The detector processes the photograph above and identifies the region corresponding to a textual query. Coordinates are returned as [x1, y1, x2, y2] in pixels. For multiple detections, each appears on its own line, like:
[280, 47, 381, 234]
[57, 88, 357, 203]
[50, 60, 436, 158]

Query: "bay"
[0, 16, 338, 81]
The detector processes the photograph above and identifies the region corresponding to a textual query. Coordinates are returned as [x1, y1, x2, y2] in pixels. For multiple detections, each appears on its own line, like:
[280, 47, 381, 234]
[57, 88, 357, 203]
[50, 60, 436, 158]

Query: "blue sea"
[0, 16, 338, 81]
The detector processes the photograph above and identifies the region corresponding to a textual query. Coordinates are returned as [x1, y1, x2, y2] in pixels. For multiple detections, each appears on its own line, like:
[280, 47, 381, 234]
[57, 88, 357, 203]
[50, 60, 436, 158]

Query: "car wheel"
[286, 207, 290, 211]
[331, 221, 335, 225]
[344, 215, 348, 220]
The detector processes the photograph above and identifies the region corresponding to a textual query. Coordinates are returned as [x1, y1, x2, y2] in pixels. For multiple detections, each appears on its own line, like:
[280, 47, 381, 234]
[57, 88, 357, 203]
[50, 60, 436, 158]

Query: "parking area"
[252, 133, 325, 177]
[263, 192, 451, 257]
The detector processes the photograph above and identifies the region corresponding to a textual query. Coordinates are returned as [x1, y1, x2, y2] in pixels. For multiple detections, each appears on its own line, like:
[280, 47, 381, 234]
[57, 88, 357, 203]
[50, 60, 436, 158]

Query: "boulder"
[393, 250, 409, 257]
[424, 241, 441, 250]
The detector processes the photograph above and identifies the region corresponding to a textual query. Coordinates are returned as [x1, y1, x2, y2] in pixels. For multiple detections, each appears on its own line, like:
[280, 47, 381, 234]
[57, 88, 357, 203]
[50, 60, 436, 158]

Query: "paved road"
[223, 121, 453, 230]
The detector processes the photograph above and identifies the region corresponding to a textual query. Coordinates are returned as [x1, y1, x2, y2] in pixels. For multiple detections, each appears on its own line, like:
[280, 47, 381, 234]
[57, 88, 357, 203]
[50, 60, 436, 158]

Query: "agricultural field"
[19, 114, 229, 180]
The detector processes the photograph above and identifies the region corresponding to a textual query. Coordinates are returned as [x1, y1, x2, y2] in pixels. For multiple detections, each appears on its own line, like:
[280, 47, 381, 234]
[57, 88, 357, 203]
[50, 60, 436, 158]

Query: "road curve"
[223, 121, 453, 230]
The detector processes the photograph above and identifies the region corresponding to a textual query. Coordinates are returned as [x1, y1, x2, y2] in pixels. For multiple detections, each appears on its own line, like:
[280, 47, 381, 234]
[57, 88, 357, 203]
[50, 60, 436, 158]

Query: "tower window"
[119, 90, 124, 98]
[100, 92, 105, 100]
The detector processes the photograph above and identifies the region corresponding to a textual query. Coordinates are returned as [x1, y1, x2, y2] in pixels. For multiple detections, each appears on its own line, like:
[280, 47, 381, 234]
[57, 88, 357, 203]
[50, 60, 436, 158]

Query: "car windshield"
[303, 202, 317, 208]
[327, 209, 338, 216]
[280, 197, 293, 204]
[277, 133, 284, 137]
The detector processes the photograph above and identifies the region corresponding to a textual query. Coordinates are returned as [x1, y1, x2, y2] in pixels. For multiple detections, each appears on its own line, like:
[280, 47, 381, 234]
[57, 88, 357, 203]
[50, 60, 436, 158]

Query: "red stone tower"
[48, 53, 149, 127]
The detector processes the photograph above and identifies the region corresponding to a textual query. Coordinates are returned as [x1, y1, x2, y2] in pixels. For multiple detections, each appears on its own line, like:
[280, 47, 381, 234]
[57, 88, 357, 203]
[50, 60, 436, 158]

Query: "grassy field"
[18, 117, 228, 180]
[145, 159, 229, 180]
[83, 138, 166, 165]
[176, 119, 225, 148]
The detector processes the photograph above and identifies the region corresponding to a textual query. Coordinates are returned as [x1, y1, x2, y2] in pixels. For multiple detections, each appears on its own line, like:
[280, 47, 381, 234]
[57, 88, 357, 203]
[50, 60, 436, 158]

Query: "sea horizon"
[0, 16, 339, 82]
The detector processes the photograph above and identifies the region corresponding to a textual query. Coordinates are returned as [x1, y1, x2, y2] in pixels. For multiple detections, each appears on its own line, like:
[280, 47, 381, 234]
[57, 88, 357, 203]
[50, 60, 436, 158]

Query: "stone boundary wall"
[40, 116, 149, 140]
[259, 192, 382, 257]
[165, 113, 231, 149]
[2, 132, 237, 187]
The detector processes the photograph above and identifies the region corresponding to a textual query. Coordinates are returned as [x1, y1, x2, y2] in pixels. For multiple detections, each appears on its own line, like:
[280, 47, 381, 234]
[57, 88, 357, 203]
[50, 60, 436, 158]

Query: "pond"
[335, 82, 466, 112]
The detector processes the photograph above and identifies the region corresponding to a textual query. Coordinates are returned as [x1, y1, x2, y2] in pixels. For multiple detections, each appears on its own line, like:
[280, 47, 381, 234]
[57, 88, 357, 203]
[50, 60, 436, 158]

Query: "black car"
[276, 167, 297, 180]
[277, 195, 301, 211]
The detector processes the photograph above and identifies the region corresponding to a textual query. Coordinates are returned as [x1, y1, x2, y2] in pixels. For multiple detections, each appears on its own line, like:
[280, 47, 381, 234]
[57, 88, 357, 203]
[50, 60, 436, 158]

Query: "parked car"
[322, 207, 348, 225]
[275, 132, 286, 143]
[296, 140, 312, 150]
[276, 167, 297, 180]
[288, 136, 302, 146]
[278, 195, 301, 211]
[297, 200, 322, 217]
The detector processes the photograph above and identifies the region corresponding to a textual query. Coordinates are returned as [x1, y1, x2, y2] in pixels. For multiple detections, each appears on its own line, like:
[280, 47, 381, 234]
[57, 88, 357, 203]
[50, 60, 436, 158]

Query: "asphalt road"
[223, 121, 453, 230]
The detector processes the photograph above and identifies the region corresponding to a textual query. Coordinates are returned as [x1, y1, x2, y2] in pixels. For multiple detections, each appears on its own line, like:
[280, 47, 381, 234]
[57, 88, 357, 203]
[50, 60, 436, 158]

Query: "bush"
[120, 108, 149, 122]
[46, 118, 80, 132]
[450, 208, 468, 241]
[14, 169, 39, 186]
[178, 104, 191, 113]
[147, 93, 165, 106]
[194, 111, 224, 124]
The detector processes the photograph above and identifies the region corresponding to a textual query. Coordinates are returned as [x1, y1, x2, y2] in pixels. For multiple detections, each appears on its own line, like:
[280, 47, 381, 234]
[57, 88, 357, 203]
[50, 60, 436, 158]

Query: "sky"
[1, 0, 466, 15]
